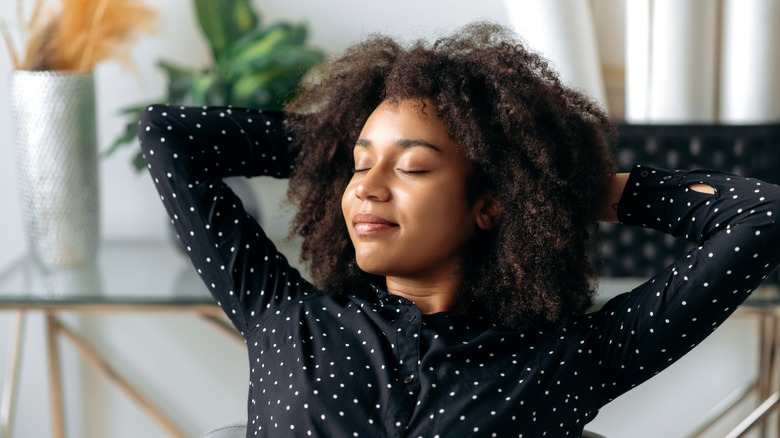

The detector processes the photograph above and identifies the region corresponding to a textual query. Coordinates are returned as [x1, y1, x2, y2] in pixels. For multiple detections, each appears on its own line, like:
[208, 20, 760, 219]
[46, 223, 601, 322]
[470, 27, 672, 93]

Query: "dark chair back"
[596, 123, 780, 282]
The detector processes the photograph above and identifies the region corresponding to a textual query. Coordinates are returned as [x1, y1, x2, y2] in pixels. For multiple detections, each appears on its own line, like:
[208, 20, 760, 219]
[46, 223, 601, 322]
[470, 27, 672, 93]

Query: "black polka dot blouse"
[139, 104, 780, 438]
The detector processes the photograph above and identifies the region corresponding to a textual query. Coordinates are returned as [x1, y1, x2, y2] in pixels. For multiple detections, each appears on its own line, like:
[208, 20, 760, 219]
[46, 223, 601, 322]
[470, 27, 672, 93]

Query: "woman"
[139, 22, 780, 437]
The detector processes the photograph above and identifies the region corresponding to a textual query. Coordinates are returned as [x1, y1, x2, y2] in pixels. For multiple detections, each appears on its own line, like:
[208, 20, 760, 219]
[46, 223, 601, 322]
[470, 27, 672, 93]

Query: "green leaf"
[232, 70, 275, 105]
[231, 56, 319, 108]
[157, 60, 198, 102]
[233, 45, 324, 76]
[132, 151, 147, 172]
[194, 0, 259, 64]
[102, 105, 148, 157]
[228, 23, 309, 69]
[190, 74, 217, 105]
[103, 118, 139, 157]
[156, 59, 195, 84]
[109, 2, 325, 173]
[232, 0, 258, 33]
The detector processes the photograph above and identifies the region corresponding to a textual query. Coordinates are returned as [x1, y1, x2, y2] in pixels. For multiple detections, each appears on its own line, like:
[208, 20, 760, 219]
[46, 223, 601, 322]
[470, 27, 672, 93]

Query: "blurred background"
[0, 0, 778, 437]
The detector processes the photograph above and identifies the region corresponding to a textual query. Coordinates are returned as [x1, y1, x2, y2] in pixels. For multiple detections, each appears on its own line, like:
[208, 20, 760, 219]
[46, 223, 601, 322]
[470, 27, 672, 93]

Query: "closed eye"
[353, 167, 371, 173]
[397, 169, 428, 175]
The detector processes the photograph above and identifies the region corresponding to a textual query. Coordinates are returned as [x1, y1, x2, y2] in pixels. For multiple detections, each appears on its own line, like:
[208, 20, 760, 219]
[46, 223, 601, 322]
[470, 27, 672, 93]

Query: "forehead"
[358, 100, 458, 151]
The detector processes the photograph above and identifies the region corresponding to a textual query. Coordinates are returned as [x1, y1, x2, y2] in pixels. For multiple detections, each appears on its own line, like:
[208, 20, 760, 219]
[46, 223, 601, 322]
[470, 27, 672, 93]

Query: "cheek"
[341, 186, 351, 219]
[341, 181, 357, 224]
[431, 186, 478, 232]
[402, 186, 466, 224]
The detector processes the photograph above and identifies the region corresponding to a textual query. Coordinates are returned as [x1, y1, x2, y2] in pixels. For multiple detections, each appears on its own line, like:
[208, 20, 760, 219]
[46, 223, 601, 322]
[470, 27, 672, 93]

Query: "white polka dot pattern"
[139, 105, 780, 437]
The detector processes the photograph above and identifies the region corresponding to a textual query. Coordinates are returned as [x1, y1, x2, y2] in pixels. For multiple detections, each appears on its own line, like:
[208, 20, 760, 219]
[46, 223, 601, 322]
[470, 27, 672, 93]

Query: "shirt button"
[404, 375, 415, 384]
[663, 175, 672, 180]
[640, 170, 649, 177]
[408, 314, 417, 322]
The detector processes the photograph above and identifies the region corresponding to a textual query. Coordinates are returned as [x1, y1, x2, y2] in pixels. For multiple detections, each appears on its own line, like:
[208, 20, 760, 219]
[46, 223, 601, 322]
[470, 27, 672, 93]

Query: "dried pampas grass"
[1, 0, 156, 72]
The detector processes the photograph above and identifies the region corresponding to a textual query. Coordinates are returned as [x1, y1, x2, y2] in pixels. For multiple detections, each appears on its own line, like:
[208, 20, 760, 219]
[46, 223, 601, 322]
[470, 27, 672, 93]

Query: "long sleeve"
[138, 104, 315, 337]
[588, 165, 780, 401]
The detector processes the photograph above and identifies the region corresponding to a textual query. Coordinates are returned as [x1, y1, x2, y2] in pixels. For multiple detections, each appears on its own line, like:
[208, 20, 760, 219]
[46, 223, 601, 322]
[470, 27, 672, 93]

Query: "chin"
[355, 261, 385, 276]
[354, 257, 391, 277]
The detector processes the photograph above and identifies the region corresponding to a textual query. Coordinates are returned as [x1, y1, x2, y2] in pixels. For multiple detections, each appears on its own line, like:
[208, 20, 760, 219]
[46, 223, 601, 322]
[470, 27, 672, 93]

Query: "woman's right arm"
[138, 104, 315, 337]
[588, 166, 780, 403]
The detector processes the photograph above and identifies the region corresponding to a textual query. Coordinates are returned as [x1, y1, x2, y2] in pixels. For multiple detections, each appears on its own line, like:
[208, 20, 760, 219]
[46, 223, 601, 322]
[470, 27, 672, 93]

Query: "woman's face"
[341, 99, 490, 282]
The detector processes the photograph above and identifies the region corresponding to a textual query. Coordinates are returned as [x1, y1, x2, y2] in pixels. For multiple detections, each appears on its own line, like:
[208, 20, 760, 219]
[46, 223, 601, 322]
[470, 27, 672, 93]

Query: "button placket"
[383, 302, 422, 434]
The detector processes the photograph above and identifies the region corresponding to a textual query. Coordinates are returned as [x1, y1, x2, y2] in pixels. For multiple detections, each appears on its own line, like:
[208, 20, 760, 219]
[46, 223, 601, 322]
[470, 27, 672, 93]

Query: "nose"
[355, 167, 391, 202]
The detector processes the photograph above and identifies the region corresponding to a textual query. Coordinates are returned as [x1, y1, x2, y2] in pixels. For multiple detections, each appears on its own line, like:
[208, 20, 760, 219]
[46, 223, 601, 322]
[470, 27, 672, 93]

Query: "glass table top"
[0, 240, 213, 305]
[1, 240, 778, 308]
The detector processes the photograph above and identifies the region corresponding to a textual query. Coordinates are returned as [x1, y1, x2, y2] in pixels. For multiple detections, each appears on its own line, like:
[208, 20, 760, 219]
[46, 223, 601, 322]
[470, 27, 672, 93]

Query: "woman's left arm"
[596, 172, 715, 223]
[595, 172, 630, 223]
[591, 165, 780, 402]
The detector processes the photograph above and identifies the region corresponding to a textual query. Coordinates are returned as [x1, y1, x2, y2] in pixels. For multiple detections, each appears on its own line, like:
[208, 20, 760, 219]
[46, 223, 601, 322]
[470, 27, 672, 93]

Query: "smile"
[353, 213, 399, 235]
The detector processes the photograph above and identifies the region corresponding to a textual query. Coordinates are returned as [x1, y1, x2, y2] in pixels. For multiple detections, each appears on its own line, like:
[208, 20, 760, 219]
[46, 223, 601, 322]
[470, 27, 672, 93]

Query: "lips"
[352, 213, 398, 234]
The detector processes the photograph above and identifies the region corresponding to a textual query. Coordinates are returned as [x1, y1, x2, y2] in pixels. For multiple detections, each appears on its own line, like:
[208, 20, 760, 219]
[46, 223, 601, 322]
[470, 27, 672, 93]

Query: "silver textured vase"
[10, 71, 100, 268]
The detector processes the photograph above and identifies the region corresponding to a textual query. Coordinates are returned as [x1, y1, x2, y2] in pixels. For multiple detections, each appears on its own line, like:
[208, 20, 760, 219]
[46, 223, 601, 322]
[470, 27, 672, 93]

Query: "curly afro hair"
[285, 21, 616, 330]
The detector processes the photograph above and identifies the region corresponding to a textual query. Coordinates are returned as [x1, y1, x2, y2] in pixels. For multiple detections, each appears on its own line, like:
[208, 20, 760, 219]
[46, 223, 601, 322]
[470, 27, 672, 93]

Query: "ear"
[475, 194, 501, 230]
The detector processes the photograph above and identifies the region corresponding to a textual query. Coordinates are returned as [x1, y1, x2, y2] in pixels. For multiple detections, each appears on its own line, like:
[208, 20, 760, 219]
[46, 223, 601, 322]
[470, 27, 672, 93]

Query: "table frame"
[0, 303, 241, 438]
[2, 240, 780, 437]
[682, 305, 780, 438]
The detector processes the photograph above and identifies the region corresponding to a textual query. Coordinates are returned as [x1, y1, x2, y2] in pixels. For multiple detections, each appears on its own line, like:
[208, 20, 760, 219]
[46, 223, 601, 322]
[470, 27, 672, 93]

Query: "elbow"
[753, 186, 780, 241]
[761, 183, 780, 221]
[138, 104, 175, 156]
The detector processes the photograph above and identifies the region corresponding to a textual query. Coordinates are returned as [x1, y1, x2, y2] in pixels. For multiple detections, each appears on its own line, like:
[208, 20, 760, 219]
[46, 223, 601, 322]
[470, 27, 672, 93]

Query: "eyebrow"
[354, 138, 442, 152]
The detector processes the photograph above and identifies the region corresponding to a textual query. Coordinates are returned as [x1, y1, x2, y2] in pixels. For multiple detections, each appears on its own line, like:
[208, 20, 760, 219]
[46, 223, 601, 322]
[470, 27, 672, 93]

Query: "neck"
[384, 276, 463, 314]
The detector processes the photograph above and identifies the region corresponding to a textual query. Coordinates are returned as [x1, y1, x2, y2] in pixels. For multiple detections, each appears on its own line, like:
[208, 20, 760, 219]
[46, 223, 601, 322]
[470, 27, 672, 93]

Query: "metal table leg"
[52, 316, 186, 438]
[721, 310, 780, 438]
[0, 311, 26, 438]
[725, 391, 780, 438]
[45, 313, 64, 438]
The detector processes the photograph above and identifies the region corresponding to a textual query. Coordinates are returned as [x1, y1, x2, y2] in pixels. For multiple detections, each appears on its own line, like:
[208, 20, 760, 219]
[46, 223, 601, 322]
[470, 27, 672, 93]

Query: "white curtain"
[503, 0, 608, 111]
[719, 0, 780, 123]
[625, 0, 718, 123]
[626, 0, 780, 123]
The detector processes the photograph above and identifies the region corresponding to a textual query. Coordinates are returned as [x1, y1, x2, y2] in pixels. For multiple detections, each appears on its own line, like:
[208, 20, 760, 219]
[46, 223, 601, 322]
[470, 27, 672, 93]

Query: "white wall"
[0, 1, 767, 437]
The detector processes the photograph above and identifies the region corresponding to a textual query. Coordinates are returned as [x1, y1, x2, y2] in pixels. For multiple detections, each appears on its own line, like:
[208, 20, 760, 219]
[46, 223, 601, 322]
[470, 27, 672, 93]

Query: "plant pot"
[9, 71, 100, 268]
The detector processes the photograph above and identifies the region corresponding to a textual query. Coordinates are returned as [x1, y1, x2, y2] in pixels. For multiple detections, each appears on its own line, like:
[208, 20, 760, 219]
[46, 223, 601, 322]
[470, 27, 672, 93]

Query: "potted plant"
[107, 0, 325, 171]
